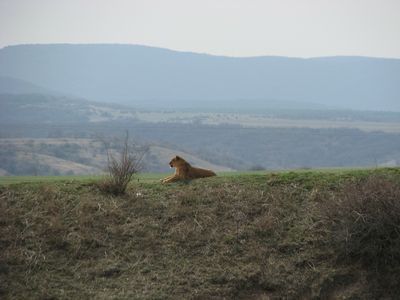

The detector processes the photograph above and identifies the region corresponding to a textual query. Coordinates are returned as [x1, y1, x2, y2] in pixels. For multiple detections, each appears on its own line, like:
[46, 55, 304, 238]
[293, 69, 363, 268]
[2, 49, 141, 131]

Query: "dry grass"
[1, 168, 400, 299]
[319, 175, 400, 266]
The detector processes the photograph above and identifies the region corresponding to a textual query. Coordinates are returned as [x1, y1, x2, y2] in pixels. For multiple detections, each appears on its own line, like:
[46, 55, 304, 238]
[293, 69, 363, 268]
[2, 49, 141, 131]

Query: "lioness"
[161, 156, 216, 184]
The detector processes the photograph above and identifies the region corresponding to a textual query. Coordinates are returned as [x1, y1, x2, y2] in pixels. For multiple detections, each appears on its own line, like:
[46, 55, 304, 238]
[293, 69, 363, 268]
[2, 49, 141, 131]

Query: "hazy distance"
[1, 44, 399, 111]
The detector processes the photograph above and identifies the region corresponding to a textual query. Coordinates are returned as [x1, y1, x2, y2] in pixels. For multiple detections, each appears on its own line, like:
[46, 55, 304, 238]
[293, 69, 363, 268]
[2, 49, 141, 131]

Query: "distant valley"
[1, 93, 400, 175]
[0, 138, 232, 176]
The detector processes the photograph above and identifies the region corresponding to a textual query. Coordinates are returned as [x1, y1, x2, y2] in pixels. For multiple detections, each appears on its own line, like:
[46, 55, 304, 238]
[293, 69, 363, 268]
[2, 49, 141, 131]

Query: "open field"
[1, 168, 400, 299]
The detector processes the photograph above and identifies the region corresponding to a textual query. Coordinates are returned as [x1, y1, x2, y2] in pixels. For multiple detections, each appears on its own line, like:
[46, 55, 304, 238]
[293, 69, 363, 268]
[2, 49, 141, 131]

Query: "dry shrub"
[98, 133, 146, 195]
[321, 175, 400, 267]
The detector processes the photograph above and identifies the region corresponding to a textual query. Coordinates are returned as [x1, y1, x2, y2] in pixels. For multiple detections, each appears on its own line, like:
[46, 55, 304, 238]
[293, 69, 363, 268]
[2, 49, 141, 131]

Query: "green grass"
[1, 167, 400, 299]
[0, 173, 167, 185]
[0, 170, 268, 185]
[0, 166, 383, 185]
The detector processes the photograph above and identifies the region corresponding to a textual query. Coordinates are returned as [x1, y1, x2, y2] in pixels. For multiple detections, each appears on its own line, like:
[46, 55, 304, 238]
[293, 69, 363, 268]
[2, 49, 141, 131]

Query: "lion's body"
[161, 156, 216, 184]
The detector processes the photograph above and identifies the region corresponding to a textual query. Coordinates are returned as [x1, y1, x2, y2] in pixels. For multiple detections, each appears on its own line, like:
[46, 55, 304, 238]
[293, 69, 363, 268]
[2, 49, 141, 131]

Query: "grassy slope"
[1, 168, 400, 299]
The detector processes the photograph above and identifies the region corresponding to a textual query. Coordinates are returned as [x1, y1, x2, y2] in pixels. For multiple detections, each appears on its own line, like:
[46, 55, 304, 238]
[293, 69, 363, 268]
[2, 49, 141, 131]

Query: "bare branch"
[99, 131, 147, 195]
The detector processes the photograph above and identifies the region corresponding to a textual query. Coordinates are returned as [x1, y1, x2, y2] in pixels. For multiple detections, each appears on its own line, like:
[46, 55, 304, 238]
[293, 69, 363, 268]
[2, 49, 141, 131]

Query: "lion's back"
[187, 166, 216, 179]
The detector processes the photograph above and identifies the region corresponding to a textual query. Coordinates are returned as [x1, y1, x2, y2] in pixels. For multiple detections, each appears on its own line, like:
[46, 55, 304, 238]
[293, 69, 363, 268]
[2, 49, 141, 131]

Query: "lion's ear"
[175, 155, 181, 160]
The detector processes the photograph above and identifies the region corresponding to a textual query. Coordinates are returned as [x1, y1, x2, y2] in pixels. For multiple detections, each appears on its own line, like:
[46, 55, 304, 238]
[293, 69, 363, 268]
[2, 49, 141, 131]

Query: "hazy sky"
[0, 0, 399, 58]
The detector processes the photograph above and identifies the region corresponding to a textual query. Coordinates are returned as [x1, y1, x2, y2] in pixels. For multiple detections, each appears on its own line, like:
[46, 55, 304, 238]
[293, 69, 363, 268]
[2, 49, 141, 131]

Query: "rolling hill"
[0, 76, 52, 95]
[0, 44, 399, 111]
[0, 93, 137, 124]
[0, 138, 234, 176]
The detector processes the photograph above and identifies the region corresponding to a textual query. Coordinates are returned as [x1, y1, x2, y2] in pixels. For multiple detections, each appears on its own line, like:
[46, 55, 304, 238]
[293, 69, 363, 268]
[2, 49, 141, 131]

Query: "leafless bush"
[98, 133, 147, 195]
[320, 175, 400, 267]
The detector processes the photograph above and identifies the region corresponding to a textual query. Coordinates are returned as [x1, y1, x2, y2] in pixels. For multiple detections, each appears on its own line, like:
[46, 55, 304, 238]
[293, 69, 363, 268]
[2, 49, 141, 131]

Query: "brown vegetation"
[320, 175, 400, 267]
[98, 134, 146, 195]
[1, 168, 400, 299]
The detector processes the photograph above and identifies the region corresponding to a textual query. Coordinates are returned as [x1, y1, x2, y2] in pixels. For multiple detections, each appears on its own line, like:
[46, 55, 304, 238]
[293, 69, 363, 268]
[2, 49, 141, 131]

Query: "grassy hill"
[1, 168, 400, 299]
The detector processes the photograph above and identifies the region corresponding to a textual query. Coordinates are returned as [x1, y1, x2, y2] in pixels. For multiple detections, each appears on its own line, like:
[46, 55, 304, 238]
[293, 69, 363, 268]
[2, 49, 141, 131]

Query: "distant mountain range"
[0, 44, 399, 111]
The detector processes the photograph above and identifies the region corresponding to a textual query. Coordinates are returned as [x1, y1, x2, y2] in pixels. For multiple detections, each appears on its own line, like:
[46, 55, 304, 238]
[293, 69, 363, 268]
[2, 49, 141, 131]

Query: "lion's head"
[169, 155, 187, 168]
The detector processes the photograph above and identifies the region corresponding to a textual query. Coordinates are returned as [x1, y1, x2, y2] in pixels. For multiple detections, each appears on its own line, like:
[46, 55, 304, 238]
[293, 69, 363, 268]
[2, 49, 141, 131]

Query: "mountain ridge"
[2, 43, 400, 60]
[1, 44, 399, 111]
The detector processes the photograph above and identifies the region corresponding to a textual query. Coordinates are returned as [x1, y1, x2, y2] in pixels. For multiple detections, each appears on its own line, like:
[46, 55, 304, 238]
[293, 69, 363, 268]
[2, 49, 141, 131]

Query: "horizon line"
[1, 43, 399, 60]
